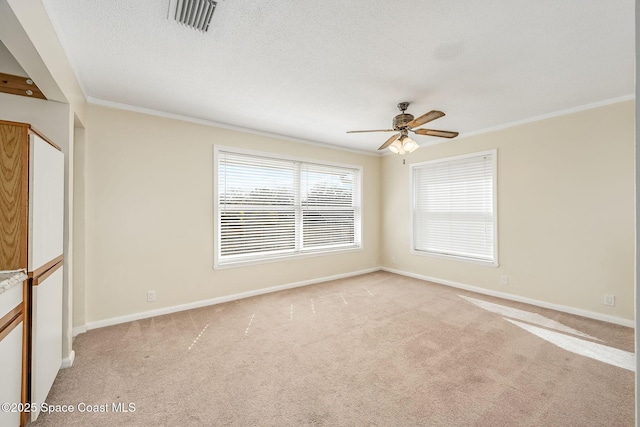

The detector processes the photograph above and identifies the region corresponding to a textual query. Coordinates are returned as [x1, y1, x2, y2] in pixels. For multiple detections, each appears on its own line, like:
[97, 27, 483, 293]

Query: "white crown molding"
[86, 96, 378, 157]
[87, 94, 634, 158]
[456, 94, 635, 141]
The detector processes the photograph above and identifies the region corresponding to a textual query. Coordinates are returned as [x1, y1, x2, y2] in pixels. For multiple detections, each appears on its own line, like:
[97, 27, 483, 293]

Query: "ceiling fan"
[347, 102, 459, 154]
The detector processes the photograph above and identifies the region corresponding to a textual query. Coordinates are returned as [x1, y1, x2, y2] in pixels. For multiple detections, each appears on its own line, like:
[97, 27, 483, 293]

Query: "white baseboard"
[382, 267, 635, 328]
[61, 350, 75, 368]
[74, 266, 633, 334]
[84, 267, 381, 332]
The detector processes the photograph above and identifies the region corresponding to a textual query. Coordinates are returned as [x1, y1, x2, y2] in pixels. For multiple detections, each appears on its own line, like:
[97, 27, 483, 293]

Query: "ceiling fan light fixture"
[388, 139, 405, 155]
[402, 136, 418, 153]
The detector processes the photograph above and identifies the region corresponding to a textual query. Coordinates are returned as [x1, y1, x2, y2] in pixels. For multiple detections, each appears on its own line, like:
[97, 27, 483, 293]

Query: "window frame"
[213, 145, 363, 269]
[409, 149, 498, 267]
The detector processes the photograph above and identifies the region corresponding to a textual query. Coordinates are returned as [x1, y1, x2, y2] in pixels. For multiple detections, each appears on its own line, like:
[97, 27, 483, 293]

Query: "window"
[214, 147, 362, 267]
[411, 150, 497, 265]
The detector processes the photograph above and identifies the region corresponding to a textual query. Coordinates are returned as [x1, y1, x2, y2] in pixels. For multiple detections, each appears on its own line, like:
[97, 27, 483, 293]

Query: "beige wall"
[83, 105, 381, 323]
[83, 100, 634, 325]
[381, 100, 635, 321]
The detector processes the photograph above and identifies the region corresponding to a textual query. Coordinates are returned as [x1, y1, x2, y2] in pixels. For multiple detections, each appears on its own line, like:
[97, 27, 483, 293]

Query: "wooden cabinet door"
[0, 122, 28, 270]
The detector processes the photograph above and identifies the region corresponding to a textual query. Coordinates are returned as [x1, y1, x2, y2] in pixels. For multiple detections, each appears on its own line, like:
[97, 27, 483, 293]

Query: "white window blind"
[412, 150, 497, 264]
[216, 149, 361, 266]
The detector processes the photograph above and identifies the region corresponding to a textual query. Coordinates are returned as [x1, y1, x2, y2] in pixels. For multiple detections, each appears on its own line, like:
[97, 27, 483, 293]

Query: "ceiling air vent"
[170, 0, 217, 32]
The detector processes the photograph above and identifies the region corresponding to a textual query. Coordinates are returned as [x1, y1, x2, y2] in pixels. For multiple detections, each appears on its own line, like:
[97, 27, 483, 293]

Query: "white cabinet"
[0, 120, 64, 426]
[30, 267, 63, 422]
[28, 133, 64, 273]
[0, 323, 23, 427]
[25, 132, 65, 423]
[0, 274, 26, 427]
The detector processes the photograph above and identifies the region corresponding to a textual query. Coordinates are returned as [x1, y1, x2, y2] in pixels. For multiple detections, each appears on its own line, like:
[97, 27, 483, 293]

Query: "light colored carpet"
[32, 271, 634, 426]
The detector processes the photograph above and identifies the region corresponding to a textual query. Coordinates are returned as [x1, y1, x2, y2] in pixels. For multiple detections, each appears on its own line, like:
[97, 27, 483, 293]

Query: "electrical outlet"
[147, 290, 156, 302]
[391, 256, 396, 264]
[500, 275, 509, 285]
[603, 294, 615, 306]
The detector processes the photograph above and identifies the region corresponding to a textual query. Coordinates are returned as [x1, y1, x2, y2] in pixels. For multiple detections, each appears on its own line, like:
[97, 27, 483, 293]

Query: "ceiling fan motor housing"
[393, 113, 414, 130]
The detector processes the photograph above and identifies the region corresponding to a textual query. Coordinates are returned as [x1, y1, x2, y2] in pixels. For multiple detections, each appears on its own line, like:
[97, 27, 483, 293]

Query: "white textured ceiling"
[41, 0, 634, 154]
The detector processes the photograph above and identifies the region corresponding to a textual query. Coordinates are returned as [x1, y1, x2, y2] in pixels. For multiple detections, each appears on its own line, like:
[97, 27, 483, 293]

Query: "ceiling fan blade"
[346, 129, 396, 133]
[413, 128, 459, 138]
[378, 133, 400, 150]
[407, 110, 445, 129]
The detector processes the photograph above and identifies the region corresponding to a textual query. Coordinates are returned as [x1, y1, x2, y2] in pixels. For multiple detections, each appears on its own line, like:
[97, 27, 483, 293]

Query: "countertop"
[0, 269, 27, 295]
